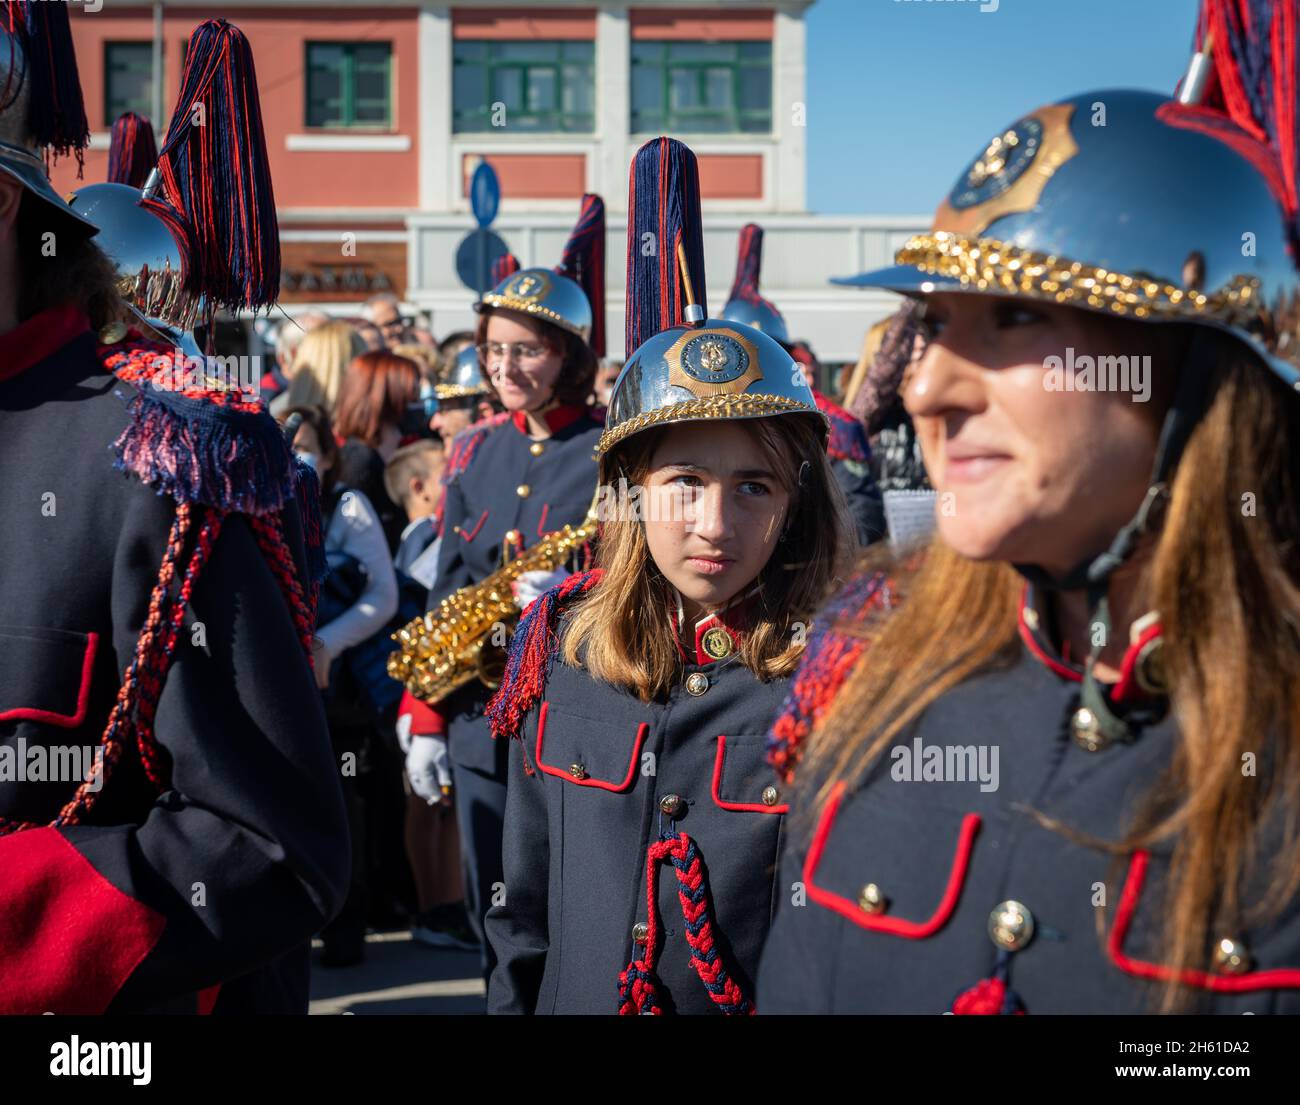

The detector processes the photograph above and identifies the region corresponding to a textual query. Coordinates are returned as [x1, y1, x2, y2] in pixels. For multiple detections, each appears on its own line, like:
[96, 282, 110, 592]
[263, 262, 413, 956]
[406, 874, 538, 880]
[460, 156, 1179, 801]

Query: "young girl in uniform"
[482, 139, 850, 1014]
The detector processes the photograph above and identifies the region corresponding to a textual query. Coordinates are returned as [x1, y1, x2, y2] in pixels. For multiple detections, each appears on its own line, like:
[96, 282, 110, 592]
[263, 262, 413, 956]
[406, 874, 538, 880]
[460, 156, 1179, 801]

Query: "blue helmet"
[835, 88, 1300, 393]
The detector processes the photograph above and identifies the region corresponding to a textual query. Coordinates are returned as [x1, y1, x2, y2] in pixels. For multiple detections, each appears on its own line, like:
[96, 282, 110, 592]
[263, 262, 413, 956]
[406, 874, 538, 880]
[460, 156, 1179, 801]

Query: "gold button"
[701, 626, 734, 660]
[1071, 706, 1104, 752]
[529, 442, 545, 456]
[504, 529, 521, 545]
[1213, 937, 1251, 975]
[988, 900, 1035, 951]
[452, 525, 462, 535]
[659, 793, 684, 817]
[516, 484, 531, 498]
[857, 883, 886, 914]
[685, 672, 709, 696]
[632, 922, 649, 945]
[761, 785, 780, 806]
[568, 763, 587, 780]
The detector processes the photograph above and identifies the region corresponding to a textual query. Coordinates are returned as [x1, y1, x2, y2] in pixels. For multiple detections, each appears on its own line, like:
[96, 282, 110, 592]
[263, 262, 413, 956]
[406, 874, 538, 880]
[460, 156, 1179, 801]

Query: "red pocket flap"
[0, 626, 98, 730]
[711, 734, 788, 813]
[1109, 850, 1300, 992]
[534, 701, 649, 792]
[804, 781, 981, 939]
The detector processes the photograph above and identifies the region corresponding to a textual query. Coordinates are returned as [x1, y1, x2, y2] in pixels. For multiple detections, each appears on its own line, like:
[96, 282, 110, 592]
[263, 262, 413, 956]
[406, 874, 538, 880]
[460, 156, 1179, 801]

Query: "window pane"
[105, 42, 154, 125]
[738, 66, 770, 111]
[738, 42, 771, 61]
[667, 42, 735, 63]
[528, 68, 557, 112]
[454, 61, 488, 111]
[563, 41, 594, 62]
[703, 67, 731, 110]
[495, 68, 523, 111]
[493, 41, 560, 63]
[455, 41, 486, 62]
[630, 63, 662, 114]
[669, 68, 698, 111]
[562, 65, 592, 114]
[631, 42, 665, 64]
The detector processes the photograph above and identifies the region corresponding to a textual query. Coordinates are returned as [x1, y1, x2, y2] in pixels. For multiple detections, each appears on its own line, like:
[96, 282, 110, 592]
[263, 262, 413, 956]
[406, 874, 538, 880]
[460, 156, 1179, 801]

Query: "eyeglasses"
[476, 341, 550, 366]
[380, 316, 410, 332]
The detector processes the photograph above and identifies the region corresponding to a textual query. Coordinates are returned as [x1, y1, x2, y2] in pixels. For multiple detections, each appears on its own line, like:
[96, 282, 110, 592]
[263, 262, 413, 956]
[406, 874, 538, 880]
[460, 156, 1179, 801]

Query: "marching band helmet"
[597, 314, 824, 457]
[438, 343, 492, 400]
[0, 18, 95, 237]
[476, 192, 606, 355]
[720, 223, 790, 346]
[476, 267, 593, 343]
[67, 182, 200, 332]
[834, 87, 1300, 394]
[598, 138, 826, 458]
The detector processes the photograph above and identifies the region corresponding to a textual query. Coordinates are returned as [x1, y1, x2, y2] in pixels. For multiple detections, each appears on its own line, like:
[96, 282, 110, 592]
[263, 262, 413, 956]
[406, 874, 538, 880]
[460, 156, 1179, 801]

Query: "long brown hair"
[475, 307, 596, 408]
[802, 329, 1300, 1011]
[334, 349, 420, 447]
[562, 412, 850, 701]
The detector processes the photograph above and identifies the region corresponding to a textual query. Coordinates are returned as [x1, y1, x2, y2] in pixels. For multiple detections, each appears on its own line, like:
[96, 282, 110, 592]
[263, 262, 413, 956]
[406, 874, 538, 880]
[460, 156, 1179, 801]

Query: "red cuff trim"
[0, 827, 166, 1013]
[804, 781, 980, 939]
[399, 690, 447, 736]
[197, 983, 222, 1015]
[535, 702, 648, 791]
[1108, 851, 1300, 991]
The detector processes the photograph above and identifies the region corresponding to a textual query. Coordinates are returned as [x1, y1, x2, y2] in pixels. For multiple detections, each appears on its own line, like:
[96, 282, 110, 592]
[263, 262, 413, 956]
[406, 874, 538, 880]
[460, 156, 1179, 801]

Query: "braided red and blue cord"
[618, 830, 754, 1016]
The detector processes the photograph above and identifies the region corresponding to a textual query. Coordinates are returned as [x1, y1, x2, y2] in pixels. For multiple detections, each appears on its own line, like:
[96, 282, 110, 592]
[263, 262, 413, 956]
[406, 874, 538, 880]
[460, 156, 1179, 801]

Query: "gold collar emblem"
[701, 626, 734, 660]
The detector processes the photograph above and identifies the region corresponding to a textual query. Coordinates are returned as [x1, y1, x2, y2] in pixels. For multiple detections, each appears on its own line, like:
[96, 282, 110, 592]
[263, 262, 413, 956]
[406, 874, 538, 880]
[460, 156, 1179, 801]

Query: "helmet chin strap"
[1012, 329, 1217, 746]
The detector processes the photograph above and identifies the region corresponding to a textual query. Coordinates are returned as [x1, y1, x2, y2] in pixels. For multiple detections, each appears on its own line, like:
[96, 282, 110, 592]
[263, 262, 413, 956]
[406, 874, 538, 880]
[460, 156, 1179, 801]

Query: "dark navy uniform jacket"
[424, 404, 602, 774]
[485, 588, 793, 1014]
[0, 307, 349, 1014]
[759, 573, 1300, 1014]
[814, 392, 884, 547]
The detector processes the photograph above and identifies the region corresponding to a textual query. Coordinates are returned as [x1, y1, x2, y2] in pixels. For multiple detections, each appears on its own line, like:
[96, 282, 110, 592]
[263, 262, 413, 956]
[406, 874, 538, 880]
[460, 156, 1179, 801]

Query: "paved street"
[309, 931, 485, 1015]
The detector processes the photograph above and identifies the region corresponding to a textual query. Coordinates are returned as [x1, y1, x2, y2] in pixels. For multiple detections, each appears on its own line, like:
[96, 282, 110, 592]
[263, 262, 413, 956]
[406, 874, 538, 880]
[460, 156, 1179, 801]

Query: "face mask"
[296, 451, 319, 472]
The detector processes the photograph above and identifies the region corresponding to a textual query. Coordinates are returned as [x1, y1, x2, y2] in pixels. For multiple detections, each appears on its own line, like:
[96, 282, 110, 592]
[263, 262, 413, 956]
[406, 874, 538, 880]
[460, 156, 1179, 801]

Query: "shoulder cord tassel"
[948, 949, 1027, 1015]
[617, 830, 754, 1015]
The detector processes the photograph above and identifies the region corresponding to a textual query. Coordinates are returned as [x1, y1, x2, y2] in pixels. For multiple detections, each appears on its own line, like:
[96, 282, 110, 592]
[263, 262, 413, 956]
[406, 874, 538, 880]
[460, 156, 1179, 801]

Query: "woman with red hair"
[335, 350, 425, 552]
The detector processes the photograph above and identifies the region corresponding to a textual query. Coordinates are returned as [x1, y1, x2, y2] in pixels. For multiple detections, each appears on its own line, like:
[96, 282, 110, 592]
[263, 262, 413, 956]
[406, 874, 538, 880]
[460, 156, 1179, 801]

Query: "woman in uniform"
[396, 197, 607, 978]
[758, 19, 1300, 1015]
[481, 138, 851, 1015]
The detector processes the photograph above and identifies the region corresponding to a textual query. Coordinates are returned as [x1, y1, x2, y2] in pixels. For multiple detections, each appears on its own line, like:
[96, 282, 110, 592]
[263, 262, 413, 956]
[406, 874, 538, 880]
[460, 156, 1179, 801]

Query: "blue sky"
[805, 0, 1201, 213]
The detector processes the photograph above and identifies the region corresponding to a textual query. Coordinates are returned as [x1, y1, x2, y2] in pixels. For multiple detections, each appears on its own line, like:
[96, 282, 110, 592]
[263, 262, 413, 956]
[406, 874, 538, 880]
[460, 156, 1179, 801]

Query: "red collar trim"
[511, 403, 586, 437]
[1017, 583, 1165, 701]
[670, 585, 759, 666]
[0, 305, 91, 383]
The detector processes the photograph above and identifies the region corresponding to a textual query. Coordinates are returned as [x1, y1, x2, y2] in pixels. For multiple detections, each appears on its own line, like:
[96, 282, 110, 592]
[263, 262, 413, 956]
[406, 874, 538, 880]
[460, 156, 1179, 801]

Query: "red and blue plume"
[1, 0, 89, 168]
[1170, 1, 1300, 246]
[142, 19, 280, 316]
[729, 223, 768, 304]
[556, 192, 606, 357]
[491, 252, 520, 285]
[626, 137, 707, 355]
[107, 111, 157, 189]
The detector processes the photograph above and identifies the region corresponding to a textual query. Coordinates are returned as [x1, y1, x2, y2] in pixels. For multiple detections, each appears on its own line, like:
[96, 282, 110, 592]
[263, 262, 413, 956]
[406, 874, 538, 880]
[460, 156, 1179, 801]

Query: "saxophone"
[388, 509, 599, 705]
